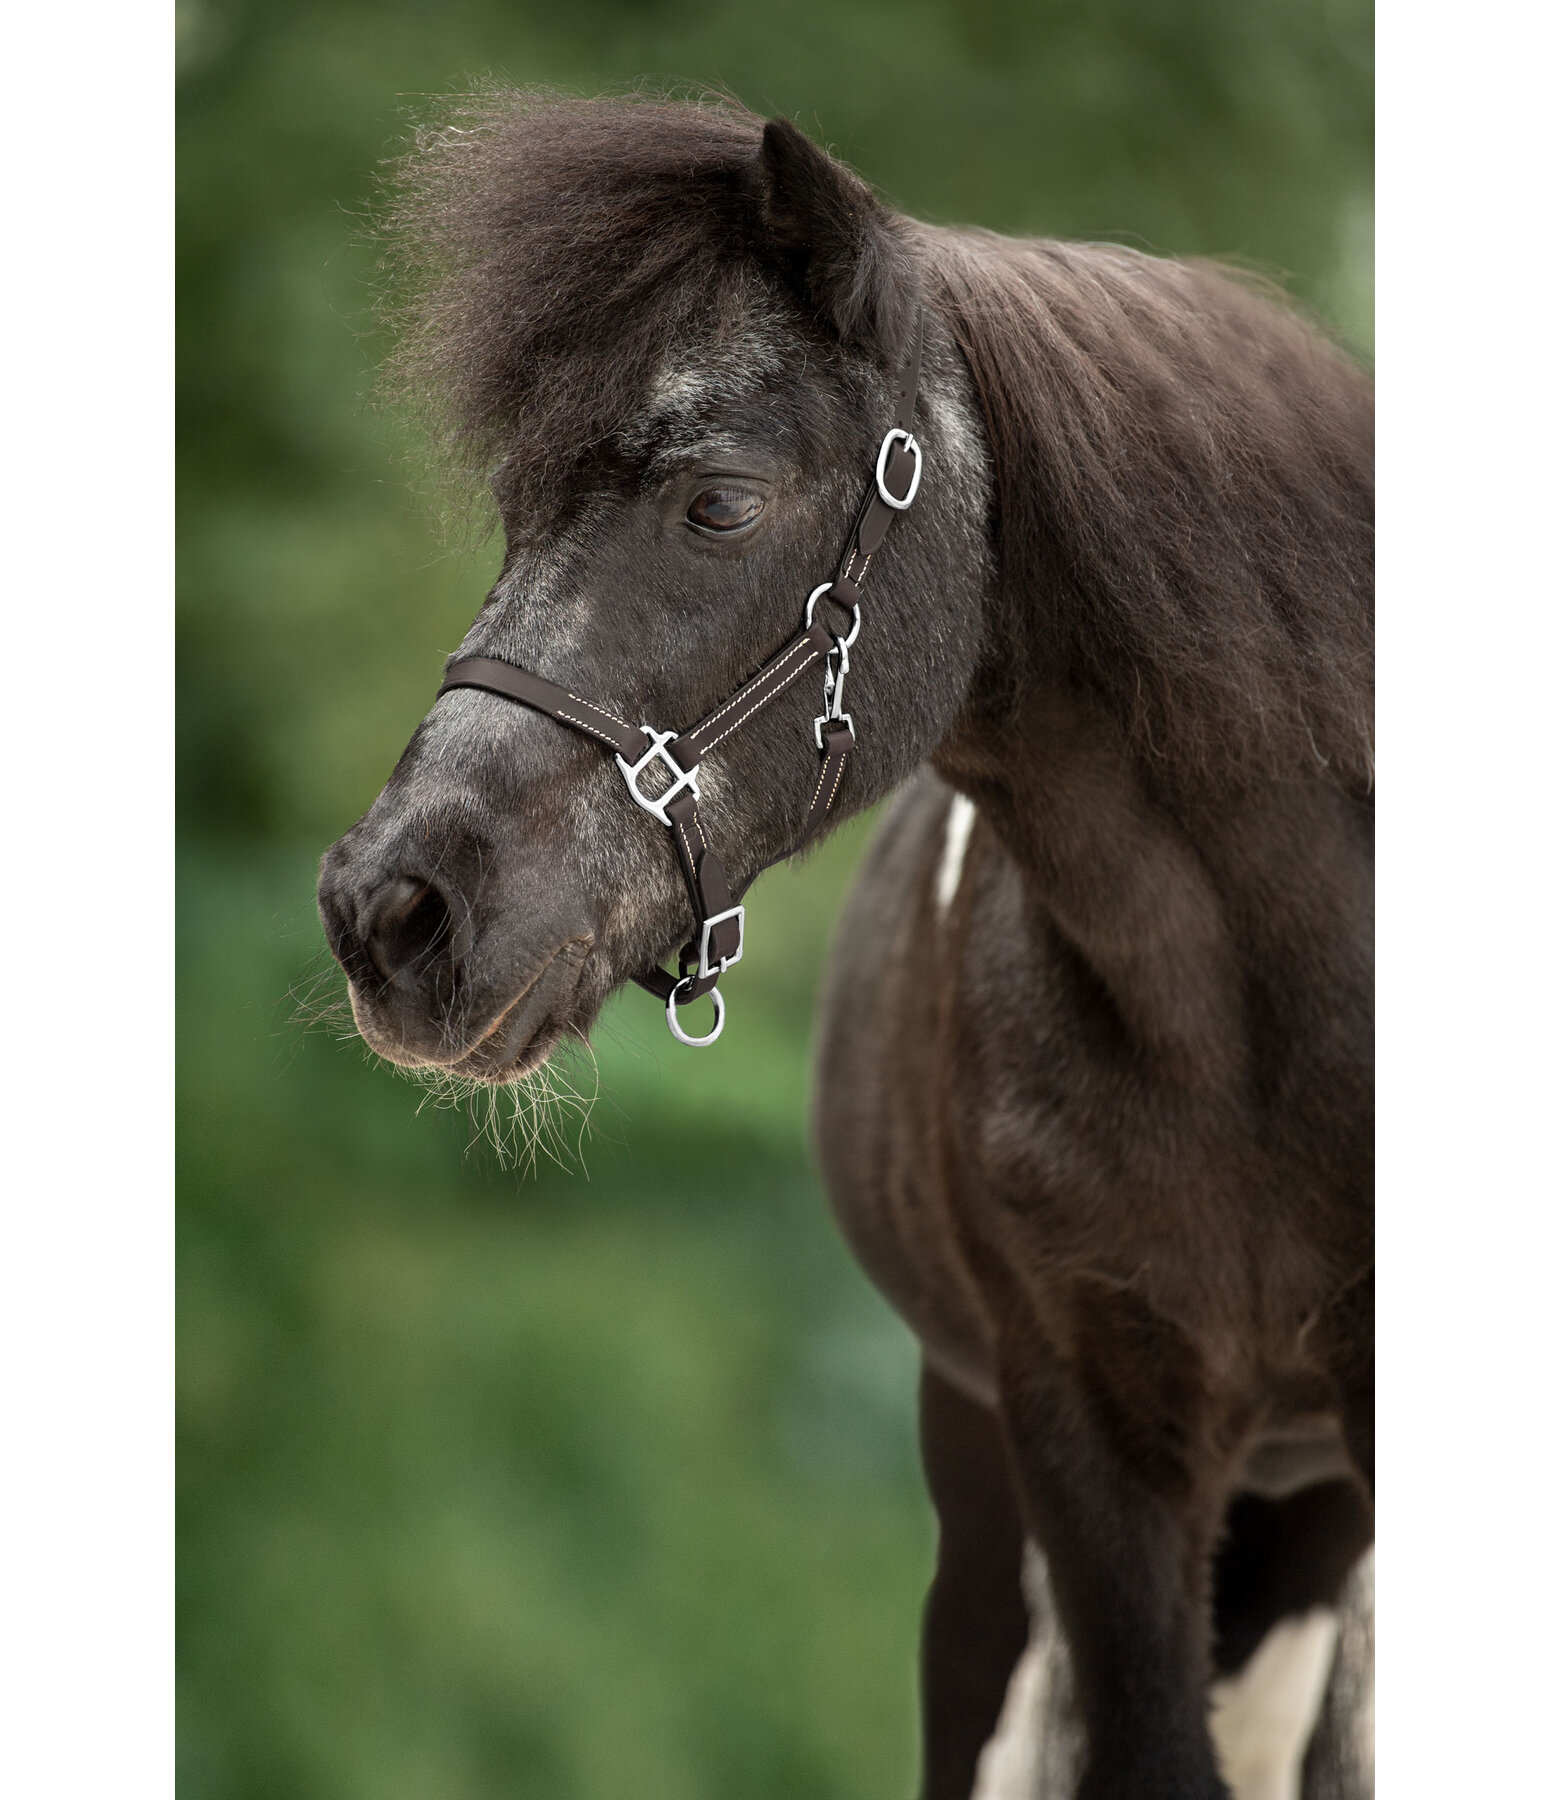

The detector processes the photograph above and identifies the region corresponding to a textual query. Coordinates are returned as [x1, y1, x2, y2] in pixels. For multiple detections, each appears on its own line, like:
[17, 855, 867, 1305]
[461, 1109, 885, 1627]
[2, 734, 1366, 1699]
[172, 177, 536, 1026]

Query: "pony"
[317, 93, 1373, 1799]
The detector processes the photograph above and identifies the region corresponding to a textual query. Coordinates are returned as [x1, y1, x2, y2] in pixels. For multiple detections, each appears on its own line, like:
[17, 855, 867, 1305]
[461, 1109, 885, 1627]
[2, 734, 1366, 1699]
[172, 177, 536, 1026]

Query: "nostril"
[367, 876, 456, 985]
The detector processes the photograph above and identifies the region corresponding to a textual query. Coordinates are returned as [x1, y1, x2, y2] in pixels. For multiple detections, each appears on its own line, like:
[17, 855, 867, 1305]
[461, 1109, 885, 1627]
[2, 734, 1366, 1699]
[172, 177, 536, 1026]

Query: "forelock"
[378, 89, 779, 519]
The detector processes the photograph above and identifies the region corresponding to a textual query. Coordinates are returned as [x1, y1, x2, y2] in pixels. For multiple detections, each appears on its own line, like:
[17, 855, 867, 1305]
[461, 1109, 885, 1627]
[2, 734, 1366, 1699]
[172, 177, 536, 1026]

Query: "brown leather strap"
[800, 718, 856, 845]
[635, 716, 853, 1006]
[745, 718, 855, 885]
[673, 620, 834, 767]
[437, 657, 651, 763]
[638, 789, 743, 1004]
[838, 310, 926, 575]
[673, 312, 925, 773]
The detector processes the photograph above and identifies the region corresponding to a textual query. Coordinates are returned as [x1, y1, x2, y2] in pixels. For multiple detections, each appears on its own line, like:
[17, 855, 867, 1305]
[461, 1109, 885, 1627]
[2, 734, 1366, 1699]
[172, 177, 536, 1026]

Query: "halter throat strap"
[437, 307, 926, 1047]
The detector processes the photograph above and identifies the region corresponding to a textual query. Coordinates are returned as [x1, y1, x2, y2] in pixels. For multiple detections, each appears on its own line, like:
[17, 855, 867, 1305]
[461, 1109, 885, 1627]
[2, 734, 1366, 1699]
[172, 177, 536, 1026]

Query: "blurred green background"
[177, 3, 1371, 1795]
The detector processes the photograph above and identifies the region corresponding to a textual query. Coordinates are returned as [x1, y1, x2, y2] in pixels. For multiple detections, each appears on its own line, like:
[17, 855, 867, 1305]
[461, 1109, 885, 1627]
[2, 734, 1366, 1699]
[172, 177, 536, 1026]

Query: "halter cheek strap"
[437, 307, 926, 1047]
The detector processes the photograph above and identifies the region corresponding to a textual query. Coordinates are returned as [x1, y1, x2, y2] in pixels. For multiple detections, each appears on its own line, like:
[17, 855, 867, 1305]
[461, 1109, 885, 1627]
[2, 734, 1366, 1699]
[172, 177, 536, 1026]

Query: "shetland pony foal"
[318, 97, 1373, 1799]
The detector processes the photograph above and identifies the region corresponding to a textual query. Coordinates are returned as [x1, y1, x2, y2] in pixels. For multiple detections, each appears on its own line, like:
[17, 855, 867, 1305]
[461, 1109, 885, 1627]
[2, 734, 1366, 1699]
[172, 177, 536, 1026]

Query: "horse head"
[317, 100, 991, 1079]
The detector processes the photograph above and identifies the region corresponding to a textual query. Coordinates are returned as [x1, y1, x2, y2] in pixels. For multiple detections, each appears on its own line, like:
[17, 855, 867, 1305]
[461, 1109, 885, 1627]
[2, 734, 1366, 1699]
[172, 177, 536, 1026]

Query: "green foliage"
[180, 842, 924, 1800]
[177, 3, 1369, 1794]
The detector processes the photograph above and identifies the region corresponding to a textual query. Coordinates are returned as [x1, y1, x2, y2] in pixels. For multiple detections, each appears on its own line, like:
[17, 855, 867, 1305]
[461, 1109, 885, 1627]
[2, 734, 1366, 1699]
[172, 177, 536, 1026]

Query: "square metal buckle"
[698, 904, 745, 977]
[615, 727, 701, 827]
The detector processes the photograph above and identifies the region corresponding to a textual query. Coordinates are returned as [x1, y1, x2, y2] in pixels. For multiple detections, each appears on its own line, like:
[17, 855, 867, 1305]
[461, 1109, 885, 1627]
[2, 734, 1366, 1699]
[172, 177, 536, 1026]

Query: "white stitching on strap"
[690, 636, 813, 741]
[555, 706, 621, 739]
[566, 693, 634, 731]
[807, 760, 829, 814]
[824, 754, 847, 814]
[808, 746, 848, 817]
[694, 647, 821, 757]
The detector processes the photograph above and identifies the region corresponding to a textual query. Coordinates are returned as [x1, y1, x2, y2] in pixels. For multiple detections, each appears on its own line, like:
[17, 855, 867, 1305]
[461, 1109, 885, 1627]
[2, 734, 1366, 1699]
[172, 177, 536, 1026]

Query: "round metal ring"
[875, 428, 922, 510]
[666, 980, 726, 1048]
[805, 583, 861, 648]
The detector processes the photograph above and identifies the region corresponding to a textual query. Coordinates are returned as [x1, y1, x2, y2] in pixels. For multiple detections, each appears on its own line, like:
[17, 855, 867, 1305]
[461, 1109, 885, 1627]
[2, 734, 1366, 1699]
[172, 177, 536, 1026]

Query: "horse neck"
[911, 230, 1372, 1078]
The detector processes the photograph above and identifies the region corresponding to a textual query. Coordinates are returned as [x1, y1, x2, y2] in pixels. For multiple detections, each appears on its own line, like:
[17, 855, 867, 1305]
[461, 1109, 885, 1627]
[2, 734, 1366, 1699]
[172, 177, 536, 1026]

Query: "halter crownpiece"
[438, 307, 927, 1048]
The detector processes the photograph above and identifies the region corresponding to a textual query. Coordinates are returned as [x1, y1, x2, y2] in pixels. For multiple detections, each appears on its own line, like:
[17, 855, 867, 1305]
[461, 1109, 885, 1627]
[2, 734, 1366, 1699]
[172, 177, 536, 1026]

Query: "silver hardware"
[615, 726, 700, 827]
[814, 710, 855, 749]
[825, 638, 849, 715]
[804, 582, 861, 648]
[666, 978, 726, 1048]
[813, 636, 857, 747]
[697, 905, 745, 978]
[875, 428, 922, 510]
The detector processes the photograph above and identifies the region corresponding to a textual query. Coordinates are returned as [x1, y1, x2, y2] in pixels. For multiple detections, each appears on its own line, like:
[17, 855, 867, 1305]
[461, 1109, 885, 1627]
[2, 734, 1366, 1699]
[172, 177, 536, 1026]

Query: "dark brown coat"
[319, 95, 1373, 1799]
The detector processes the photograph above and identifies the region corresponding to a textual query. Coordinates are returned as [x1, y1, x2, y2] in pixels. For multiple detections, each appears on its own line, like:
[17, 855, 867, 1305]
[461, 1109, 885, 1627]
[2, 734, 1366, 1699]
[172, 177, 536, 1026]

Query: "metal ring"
[875, 428, 922, 510]
[805, 583, 861, 648]
[665, 980, 726, 1048]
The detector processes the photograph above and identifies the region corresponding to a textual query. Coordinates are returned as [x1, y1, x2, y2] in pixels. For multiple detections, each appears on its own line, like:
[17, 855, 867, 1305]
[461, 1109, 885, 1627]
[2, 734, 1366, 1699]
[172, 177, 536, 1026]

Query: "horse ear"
[754, 118, 916, 362]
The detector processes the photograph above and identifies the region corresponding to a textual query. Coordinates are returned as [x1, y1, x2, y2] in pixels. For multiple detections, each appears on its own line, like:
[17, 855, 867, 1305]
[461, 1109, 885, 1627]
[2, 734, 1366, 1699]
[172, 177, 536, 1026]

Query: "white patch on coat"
[972, 1637, 1052, 1800]
[972, 1543, 1083, 1800]
[648, 362, 717, 417]
[920, 368, 985, 490]
[966, 1541, 1373, 1800]
[935, 792, 977, 914]
[618, 288, 790, 458]
[1303, 1548, 1374, 1797]
[1209, 1609, 1340, 1800]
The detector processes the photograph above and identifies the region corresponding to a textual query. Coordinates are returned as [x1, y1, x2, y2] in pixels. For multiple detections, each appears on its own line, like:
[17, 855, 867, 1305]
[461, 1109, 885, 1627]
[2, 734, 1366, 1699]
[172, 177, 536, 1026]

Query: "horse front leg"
[994, 1283, 1237, 1800]
[917, 1361, 1035, 1800]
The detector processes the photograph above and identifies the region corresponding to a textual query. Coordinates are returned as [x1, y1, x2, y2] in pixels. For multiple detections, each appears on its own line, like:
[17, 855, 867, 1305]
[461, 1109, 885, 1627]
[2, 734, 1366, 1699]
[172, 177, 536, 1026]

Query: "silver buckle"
[698, 904, 745, 977]
[875, 428, 922, 510]
[615, 726, 700, 827]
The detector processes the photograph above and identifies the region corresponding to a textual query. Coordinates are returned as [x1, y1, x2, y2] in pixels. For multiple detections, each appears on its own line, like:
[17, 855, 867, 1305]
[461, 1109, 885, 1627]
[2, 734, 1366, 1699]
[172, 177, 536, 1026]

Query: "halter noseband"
[437, 309, 926, 1048]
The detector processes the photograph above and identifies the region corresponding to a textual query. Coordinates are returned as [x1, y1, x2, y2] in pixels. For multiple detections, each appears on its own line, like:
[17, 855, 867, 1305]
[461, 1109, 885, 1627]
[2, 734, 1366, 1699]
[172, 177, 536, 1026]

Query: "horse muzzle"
[317, 818, 597, 1081]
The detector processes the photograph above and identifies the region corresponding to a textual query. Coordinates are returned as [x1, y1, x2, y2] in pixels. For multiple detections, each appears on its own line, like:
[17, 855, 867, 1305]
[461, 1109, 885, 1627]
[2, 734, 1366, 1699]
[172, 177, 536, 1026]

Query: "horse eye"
[686, 487, 764, 533]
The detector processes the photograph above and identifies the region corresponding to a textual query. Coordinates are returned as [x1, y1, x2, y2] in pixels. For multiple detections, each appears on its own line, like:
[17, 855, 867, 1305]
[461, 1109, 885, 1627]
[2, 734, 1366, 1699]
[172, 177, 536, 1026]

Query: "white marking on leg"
[935, 792, 977, 915]
[1303, 1548, 1374, 1798]
[972, 1543, 1084, 1800]
[1210, 1608, 1340, 1800]
[971, 1637, 1050, 1800]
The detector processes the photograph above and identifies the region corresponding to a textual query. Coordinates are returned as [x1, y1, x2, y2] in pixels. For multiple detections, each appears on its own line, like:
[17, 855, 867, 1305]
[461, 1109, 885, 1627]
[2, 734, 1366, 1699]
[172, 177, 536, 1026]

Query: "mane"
[917, 229, 1374, 792]
[381, 91, 1373, 791]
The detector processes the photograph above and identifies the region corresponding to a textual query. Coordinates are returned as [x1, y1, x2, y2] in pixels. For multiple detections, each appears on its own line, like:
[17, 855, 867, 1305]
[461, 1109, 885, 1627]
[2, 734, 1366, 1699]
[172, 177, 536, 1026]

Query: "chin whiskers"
[405, 1037, 600, 1178]
[289, 943, 602, 1178]
[287, 950, 357, 1039]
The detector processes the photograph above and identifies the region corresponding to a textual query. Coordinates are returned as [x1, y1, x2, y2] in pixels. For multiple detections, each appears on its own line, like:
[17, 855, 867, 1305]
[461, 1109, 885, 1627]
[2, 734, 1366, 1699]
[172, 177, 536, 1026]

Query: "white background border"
[1380, 0, 1550, 1790]
[1, 7, 173, 1796]
[2, 1, 1545, 1792]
